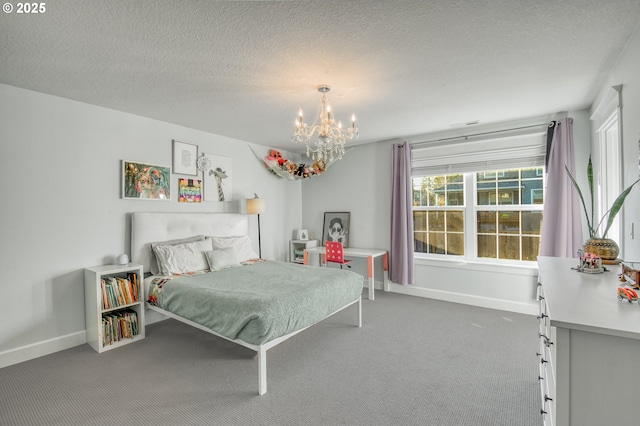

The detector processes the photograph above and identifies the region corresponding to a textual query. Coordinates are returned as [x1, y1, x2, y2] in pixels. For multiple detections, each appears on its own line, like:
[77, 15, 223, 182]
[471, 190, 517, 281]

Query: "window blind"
[411, 131, 546, 176]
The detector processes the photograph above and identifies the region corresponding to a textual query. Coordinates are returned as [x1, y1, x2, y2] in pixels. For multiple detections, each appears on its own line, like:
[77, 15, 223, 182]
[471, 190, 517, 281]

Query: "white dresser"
[537, 256, 640, 426]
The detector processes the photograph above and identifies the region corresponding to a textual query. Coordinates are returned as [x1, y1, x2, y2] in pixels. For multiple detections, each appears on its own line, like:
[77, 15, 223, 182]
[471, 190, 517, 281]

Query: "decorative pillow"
[149, 235, 205, 275]
[153, 238, 213, 275]
[205, 248, 241, 271]
[209, 235, 259, 262]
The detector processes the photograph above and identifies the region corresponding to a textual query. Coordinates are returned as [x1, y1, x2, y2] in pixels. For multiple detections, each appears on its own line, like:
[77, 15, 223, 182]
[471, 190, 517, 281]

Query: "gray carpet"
[0, 292, 541, 426]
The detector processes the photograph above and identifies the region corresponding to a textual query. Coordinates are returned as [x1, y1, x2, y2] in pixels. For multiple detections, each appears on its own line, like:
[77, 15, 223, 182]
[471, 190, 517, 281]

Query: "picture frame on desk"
[296, 229, 309, 240]
[322, 212, 350, 248]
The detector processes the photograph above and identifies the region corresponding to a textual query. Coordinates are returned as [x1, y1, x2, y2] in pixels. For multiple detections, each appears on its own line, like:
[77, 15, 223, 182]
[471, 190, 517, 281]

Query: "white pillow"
[153, 238, 213, 275]
[209, 236, 259, 262]
[149, 235, 205, 275]
[205, 248, 241, 271]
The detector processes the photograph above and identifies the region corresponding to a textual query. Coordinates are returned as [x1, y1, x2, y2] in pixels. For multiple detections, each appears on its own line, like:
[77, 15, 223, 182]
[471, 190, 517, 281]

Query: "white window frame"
[414, 169, 544, 266]
[595, 110, 622, 240]
[591, 85, 623, 242]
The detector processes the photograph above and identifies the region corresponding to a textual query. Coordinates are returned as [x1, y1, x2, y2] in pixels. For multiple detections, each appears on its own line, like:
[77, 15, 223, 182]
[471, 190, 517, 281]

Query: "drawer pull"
[538, 375, 544, 381]
[544, 339, 554, 347]
[537, 313, 548, 319]
[541, 409, 547, 415]
[540, 358, 548, 364]
[538, 295, 545, 301]
[539, 333, 549, 340]
[544, 394, 553, 402]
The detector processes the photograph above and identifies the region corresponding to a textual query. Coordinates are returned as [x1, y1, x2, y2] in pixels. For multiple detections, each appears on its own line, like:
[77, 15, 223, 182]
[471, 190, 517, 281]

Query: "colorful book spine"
[101, 310, 139, 345]
[101, 275, 140, 310]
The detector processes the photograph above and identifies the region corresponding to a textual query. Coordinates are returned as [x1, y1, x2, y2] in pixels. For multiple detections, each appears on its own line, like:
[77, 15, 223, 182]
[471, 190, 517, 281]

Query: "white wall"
[592, 25, 640, 260]
[301, 143, 391, 282]
[302, 111, 592, 314]
[0, 84, 302, 365]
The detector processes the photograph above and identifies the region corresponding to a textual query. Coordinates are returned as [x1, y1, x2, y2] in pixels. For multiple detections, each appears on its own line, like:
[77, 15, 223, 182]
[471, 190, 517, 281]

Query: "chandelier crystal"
[291, 85, 358, 162]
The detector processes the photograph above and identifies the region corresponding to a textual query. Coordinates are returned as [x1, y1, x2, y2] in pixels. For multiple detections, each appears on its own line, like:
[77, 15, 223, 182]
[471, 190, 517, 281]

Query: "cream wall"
[0, 84, 302, 366]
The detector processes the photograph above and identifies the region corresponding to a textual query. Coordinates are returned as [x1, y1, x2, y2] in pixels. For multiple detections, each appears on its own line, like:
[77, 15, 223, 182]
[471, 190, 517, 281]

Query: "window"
[413, 167, 544, 263]
[410, 124, 547, 263]
[595, 110, 621, 242]
[413, 175, 465, 255]
[591, 85, 623, 242]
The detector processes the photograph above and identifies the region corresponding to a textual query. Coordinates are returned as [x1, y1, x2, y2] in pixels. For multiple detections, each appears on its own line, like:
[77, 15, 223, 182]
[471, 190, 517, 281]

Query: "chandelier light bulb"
[291, 85, 358, 162]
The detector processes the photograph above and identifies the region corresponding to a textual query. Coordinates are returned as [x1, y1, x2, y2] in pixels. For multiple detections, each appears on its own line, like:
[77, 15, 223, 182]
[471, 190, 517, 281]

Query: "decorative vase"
[583, 238, 619, 262]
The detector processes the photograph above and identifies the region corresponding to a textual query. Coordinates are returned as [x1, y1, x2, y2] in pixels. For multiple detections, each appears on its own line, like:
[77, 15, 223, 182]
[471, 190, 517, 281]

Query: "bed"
[130, 212, 363, 395]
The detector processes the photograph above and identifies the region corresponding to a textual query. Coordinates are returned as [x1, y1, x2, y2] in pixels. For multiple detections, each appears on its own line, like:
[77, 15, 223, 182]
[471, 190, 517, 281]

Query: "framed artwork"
[202, 154, 232, 202]
[172, 140, 198, 175]
[297, 229, 309, 240]
[122, 161, 171, 200]
[322, 212, 350, 247]
[178, 178, 202, 203]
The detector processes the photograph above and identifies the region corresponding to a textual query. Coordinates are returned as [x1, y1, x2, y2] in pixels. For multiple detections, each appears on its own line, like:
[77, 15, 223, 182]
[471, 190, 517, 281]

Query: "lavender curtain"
[390, 142, 414, 284]
[540, 118, 583, 257]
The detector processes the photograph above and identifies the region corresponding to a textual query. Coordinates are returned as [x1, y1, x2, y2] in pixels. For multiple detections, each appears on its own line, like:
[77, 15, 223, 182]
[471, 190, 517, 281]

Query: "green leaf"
[601, 178, 640, 238]
[565, 164, 595, 238]
[587, 157, 594, 227]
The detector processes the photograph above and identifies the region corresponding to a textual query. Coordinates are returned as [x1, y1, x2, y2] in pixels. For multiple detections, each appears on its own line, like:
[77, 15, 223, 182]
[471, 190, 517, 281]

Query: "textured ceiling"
[2, 0, 640, 153]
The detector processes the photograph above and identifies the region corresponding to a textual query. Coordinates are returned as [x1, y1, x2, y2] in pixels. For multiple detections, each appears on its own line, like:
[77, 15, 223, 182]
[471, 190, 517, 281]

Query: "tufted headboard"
[131, 212, 249, 273]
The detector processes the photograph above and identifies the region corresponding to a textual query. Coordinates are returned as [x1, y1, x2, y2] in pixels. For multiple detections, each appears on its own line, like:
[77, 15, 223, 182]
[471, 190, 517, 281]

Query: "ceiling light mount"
[292, 85, 358, 162]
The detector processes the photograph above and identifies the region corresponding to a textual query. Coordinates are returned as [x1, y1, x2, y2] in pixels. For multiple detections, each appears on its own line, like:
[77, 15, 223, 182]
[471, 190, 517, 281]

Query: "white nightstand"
[289, 239, 318, 263]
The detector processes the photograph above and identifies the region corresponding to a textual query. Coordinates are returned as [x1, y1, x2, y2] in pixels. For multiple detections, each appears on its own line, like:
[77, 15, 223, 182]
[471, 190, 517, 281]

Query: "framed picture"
[122, 161, 171, 200]
[297, 229, 309, 240]
[172, 140, 198, 175]
[202, 154, 233, 202]
[322, 212, 350, 247]
[178, 178, 202, 203]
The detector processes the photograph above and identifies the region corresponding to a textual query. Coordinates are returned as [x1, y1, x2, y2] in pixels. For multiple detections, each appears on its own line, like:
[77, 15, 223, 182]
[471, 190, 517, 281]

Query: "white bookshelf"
[289, 239, 318, 263]
[84, 263, 145, 353]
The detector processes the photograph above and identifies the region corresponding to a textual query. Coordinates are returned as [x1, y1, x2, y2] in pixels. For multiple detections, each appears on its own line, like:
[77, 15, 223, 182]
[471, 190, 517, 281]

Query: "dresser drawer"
[537, 280, 555, 425]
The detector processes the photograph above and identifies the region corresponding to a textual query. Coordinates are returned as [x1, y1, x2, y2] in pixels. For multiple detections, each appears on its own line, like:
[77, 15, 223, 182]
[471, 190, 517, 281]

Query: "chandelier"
[291, 85, 358, 162]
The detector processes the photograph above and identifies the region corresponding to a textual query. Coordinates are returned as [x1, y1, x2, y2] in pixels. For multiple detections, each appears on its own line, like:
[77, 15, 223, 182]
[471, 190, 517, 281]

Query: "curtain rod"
[411, 122, 550, 147]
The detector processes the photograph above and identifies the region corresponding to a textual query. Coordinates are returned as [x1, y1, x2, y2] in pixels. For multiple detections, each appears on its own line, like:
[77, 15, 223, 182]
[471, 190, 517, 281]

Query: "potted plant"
[566, 156, 640, 261]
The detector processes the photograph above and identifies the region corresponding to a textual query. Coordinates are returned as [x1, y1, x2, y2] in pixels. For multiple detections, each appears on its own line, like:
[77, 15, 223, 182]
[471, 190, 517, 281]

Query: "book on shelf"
[101, 274, 140, 310]
[101, 309, 139, 346]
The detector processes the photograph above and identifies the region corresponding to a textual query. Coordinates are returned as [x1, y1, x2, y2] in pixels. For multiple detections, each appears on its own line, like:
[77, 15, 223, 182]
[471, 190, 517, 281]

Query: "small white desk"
[303, 246, 389, 300]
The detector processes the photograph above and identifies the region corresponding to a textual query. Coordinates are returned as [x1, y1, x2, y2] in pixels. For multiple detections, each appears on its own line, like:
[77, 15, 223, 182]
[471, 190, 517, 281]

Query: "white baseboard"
[386, 282, 538, 316]
[0, 330, 86, 369]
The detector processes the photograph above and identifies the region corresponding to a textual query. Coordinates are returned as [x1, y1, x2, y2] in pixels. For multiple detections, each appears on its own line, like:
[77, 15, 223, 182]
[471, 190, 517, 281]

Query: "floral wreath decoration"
[264, 149, 327, 180]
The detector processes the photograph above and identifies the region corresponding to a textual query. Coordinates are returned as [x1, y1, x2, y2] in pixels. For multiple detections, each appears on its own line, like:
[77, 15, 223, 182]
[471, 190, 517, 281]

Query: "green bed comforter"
[149, 260, 363, 345]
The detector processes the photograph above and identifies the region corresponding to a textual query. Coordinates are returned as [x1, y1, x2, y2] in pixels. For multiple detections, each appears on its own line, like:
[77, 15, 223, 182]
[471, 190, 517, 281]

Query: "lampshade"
[246, 197, 265, 215]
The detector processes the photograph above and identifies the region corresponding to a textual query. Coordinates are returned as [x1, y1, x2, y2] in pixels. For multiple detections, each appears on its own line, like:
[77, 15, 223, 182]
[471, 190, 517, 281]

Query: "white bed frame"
[130, 212, 362, 395]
